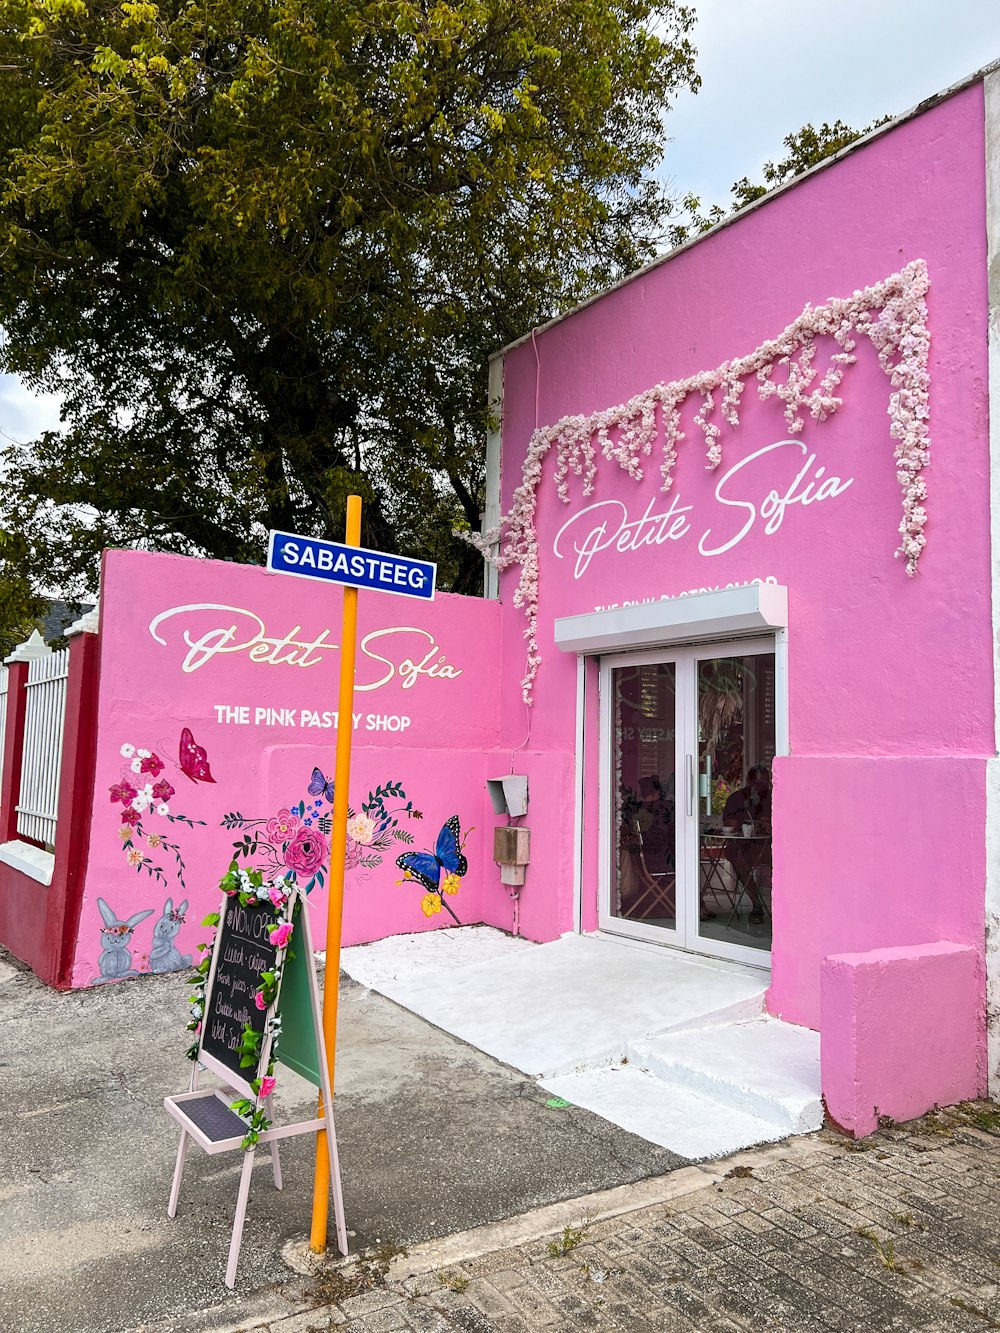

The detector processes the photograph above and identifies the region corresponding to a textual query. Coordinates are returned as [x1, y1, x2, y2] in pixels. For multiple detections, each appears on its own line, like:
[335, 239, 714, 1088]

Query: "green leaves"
[0, 0, 701, 618]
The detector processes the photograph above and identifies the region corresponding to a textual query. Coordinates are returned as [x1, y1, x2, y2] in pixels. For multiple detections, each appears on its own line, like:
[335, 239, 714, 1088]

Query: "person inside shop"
[637, 774, 675, 876]
[618, 778, 675, 920]
[638, 774, 722, 922]
[722, 763, 772, 925]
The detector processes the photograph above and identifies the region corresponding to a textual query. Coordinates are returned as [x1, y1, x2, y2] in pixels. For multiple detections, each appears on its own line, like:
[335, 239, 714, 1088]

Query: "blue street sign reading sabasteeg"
[266, 530, 437, 601]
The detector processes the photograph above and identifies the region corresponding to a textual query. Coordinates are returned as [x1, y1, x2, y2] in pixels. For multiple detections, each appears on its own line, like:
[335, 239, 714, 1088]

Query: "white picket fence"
[16, 646, 70, 849]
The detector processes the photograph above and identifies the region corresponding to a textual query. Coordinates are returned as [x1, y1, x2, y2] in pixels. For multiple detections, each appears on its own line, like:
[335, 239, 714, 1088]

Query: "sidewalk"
[233, 1103, 1000, 1333]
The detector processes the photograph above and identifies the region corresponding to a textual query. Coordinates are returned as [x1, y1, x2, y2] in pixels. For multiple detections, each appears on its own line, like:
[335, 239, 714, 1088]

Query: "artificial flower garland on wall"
[468, 259, 931, 703]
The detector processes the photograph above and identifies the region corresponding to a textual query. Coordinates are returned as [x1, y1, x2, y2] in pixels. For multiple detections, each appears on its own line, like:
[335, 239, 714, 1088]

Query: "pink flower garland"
[467, 261, 932, 703]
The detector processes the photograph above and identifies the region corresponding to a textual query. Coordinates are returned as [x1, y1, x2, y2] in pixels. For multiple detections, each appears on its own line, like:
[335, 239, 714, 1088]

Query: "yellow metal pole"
[310, 493, 362, 1253]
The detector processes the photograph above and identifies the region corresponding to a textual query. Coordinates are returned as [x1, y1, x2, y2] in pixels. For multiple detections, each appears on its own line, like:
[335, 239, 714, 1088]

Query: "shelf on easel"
[164, 1089, 250, 1154]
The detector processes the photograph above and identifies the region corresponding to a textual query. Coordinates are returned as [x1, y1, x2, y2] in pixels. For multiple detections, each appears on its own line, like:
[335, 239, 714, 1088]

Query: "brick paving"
[264, 1103, 1000, 1333]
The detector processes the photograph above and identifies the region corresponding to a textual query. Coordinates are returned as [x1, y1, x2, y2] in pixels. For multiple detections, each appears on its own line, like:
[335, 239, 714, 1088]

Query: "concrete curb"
[379, 1130, 842, 1283]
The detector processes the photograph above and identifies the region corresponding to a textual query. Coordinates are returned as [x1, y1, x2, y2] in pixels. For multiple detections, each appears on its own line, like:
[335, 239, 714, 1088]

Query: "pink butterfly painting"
[179, 727, 216, 784]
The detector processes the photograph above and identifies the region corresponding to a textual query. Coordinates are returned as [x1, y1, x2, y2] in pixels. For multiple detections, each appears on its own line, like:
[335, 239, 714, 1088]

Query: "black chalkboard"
[201, 897, 279, 1083]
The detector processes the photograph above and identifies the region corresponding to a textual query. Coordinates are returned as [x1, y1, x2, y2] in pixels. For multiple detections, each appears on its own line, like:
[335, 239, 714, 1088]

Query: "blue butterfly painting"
[308, 768, 335, 802]
[396, 815, 468, 892]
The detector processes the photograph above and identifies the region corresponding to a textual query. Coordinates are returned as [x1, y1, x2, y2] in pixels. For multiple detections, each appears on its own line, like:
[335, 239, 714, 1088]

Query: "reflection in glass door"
[600, 640, 778, 965]
[609, 661, 678, 934]
[695, 652, 775, 956]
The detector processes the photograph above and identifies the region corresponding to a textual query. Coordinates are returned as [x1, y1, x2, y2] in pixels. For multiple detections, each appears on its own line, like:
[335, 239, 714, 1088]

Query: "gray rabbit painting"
[94, 898, 154, 982]
[93, 895, 192, 983]
[149, 897, 193, 973]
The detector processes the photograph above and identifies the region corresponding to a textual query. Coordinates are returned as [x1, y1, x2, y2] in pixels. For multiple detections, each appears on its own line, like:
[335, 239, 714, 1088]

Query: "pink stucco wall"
[821, 942, 983, 1135]
[495, 85, 992, 1034]
[71, 549, 501, 985]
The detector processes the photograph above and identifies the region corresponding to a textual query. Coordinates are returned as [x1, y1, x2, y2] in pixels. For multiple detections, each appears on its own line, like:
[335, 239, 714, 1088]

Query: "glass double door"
[599, 639, 776, 966]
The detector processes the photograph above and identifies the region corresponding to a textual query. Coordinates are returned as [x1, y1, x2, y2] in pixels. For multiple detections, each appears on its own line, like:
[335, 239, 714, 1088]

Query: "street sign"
[266, 530, 436, 601]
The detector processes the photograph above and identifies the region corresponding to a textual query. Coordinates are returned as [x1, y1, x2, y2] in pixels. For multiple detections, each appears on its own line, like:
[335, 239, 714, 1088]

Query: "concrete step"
[539, 1064, 794, 1158]
[541, 1018, 822, 1158]
[627, 1017, 823, 1135]
[341, 928, 819, 1158]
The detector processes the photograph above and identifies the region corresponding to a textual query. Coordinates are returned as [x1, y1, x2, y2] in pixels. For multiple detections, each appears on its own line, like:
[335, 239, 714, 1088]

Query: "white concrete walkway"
[341, 927, 822, 1159]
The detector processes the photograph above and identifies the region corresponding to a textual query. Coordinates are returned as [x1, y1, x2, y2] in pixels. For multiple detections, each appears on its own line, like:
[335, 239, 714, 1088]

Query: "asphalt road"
[0, 947, 683, 1333]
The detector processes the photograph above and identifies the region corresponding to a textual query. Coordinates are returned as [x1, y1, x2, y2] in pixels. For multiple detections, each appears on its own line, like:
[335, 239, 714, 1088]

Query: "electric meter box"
[493, 825, 530, 866]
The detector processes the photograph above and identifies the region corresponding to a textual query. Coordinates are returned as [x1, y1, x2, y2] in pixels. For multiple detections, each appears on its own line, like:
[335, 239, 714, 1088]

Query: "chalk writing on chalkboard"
[201, 899, 278, 1082]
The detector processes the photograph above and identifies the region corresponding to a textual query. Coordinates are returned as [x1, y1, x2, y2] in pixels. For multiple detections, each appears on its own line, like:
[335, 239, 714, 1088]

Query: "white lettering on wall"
[697, 440, 854, 557]
[209, 706, 412, 731]
[148, 605, 462, 688]
[552, 494, 693, 579]
[551, 439, 853, 578]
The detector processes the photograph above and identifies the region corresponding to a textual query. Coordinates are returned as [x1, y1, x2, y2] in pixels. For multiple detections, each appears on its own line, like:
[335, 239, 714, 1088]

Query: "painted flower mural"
[221, 768, 422, 892]
[109, 740, 206, 890]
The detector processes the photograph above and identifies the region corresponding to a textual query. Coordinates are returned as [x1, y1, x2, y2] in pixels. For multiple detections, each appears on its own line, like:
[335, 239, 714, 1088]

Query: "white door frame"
[598, 646, 688, 948]
[597, 633, 787, 969]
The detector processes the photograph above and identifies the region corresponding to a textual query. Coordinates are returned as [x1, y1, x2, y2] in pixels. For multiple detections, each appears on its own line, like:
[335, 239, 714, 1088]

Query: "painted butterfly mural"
[396, 815, 469, 924]
[308, 767, 335, 802]
[179, 727, 216, 783]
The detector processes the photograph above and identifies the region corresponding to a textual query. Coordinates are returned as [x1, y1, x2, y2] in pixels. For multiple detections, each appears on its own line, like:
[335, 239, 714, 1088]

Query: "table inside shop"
[700, 830, 771, 925]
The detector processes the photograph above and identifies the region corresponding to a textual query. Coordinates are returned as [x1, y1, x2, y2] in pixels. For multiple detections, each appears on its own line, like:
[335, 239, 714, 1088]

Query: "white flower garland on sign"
[468, 260, 931, 703]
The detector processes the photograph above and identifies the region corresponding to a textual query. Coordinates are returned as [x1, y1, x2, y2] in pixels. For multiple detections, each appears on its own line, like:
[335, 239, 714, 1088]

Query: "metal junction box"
[493, 825, 531, 887]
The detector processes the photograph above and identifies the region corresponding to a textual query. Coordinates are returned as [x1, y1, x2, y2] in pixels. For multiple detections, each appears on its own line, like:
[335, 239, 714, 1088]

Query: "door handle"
[686, 754, 695, 817]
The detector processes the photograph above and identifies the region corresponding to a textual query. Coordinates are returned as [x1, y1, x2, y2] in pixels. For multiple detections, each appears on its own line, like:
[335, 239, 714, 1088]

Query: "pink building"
[481, 60, 1000, 1135]
[2, 61, 1000, 1138]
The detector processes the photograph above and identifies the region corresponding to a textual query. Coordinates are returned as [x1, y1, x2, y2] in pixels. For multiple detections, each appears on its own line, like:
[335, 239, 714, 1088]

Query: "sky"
[0, 375, 62, 446]
[2, 1, 1000, 447]
[661, 0, 1000, 210]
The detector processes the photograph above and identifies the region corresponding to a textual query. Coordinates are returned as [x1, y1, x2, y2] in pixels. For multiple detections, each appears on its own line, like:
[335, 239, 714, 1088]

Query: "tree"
[0, 0, 699, 613]
[668, 118, 887, 247]
[0, 528, 46, 658]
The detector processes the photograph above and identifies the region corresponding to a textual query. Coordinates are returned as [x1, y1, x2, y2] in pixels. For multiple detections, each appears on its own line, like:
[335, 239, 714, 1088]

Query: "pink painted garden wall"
[71, 549, 502, 986]
[494, 84, 993, 1043]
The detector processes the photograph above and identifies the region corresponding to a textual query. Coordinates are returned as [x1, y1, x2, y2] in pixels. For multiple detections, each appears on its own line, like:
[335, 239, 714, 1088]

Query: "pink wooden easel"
[164, 889, 348, 1288]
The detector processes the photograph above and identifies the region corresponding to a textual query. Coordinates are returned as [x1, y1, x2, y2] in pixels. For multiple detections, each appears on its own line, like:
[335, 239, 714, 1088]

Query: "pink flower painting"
[266, 810, 300, 845]
[110, 738, 206, 898]
[283, 827, 326, 877]
[221, 774, 419, 890]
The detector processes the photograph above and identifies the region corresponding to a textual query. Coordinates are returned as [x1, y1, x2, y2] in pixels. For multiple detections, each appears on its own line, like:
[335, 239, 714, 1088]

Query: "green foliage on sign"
[0, 0, 699, 610]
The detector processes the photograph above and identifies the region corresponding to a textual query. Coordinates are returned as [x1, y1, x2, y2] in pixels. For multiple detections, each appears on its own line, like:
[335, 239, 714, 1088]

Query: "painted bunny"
[149, 897, 193, 974]
[95, 898, 154, 982]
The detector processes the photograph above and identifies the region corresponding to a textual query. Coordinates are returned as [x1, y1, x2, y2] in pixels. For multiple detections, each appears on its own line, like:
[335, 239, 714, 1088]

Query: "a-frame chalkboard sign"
[163, 885, 347, 1288]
